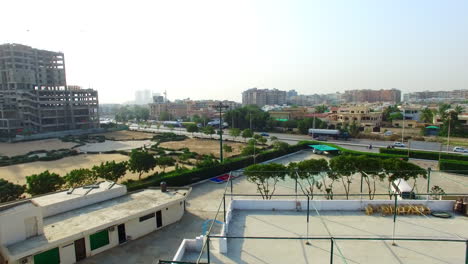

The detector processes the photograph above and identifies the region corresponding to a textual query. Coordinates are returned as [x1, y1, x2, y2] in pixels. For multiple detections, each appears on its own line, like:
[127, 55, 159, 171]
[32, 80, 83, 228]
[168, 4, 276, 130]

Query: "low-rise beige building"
[0, 182, 190, 264]
[328, 106, 382, 130]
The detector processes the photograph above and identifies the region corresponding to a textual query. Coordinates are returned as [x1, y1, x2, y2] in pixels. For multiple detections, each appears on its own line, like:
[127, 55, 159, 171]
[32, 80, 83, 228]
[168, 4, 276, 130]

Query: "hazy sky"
[1, 0, 467, 103]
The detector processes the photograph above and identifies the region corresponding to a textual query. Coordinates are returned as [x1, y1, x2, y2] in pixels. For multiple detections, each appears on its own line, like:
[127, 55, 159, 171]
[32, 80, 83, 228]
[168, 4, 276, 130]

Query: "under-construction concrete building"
[0, 44, 99, 137]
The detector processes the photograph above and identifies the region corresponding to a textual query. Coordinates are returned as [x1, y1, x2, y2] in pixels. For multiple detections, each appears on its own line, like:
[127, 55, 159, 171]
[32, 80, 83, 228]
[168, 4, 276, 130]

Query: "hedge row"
[298, 141, 408, 160]
[439, 159, 468, 175]
[0, 149, 79, 167]
[380, 148, 468, 161]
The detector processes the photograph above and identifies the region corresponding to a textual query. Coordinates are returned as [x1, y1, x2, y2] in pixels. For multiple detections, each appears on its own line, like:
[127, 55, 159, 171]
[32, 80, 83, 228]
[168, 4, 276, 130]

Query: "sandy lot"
[160, 138, 247, 158]
[77, 140, 153, 153]
[0, 153, 190, 185]
[0, 139, 77, 157]
[92, 130, 155, 140]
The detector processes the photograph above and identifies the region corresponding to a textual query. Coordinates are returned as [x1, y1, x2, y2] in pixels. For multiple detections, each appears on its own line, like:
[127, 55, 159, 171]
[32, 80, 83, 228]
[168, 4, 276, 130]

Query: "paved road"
[130, 126, 463, 155]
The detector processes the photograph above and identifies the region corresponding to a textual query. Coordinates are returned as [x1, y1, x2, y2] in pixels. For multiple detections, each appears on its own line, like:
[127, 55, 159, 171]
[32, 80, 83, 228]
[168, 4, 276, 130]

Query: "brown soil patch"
[0, 153, 191, 185]
[0, 139, 77, 157]
[159, 138, 246, 158]
[92, 130, 155, 140]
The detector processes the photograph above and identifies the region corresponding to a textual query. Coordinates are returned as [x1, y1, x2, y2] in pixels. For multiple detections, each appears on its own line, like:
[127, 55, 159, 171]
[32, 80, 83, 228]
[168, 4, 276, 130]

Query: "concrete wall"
[231, 199, 454, 211]
[0, 203, 43, 246]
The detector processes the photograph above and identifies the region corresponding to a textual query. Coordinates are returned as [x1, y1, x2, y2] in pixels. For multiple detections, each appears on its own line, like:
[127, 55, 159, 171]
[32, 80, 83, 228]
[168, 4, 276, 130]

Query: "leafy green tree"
[203, 126, 216, 139]
[159, 111, 171, 121]
[257, 136, 267, 145]
[196, 154, 219, 168]
[156, 156, 176, 172]
[315, 105, 328, 113]
[270, 136, 278, 142]
[382, 105, 400, 121]
[241, 144, 261, 156]
[241, 129, 253, 142]
[244, 163, 287, 199]
[186, 124, 199, 136]
[0, 179, 25, 202]
[224, 105, 270, 130]
[289, 159, 328, 199]
[349, 120, 360, 137]
[329, 155, 356, 199]
[64, 168, 94, 188]
[273, 141, 289, 151]
[420, 108, 434, 124]
[349, 156, 384, 200]
[229, 128, 241, 141]
[128, 150, 157, 180]
[297, 118, 327, 134]
[26, 170, 64, 195]
[92, 161, 127, 182]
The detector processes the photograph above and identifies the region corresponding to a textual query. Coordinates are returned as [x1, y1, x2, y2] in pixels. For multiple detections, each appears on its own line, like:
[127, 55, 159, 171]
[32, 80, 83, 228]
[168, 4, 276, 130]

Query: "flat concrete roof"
[185, 209, 468, 263]
[32, 181, 124, 207]
[6, 188, 190, 259]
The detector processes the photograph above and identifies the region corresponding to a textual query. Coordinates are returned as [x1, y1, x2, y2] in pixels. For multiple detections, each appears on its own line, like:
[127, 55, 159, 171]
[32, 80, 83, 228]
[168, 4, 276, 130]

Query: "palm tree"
[420, 108, 434, 124]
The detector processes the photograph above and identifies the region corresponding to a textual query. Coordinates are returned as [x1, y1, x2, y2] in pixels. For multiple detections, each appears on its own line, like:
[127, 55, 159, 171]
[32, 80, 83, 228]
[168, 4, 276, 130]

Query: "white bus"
[391, 179, 416, 199]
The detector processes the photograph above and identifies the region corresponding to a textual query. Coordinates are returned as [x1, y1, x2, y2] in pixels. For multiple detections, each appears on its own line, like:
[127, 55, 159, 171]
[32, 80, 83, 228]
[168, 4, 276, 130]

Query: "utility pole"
[214, 102, 229, 162]
[446, 115, 451, 152]
[401, 107, 405, 143]
[249, 112, 252, 130]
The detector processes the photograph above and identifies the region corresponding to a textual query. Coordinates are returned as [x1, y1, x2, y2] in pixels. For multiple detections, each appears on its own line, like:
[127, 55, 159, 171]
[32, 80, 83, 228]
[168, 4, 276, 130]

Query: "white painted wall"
[0, 203, 43, 246]
[231, 199, 454, 212]
[60, 243, 76, 264]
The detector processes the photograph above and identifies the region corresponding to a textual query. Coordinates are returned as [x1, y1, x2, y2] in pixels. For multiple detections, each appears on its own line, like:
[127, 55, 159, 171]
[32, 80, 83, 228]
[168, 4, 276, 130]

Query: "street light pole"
[214, 102, 229, 162]
[446, 116, 451, 152]
[401, 108, 405, 143]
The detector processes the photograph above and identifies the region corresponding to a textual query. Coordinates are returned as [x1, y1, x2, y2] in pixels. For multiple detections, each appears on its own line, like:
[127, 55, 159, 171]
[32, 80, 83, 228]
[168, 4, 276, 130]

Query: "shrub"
[439, 159, 468, 175]
[380, 148, 468, 162]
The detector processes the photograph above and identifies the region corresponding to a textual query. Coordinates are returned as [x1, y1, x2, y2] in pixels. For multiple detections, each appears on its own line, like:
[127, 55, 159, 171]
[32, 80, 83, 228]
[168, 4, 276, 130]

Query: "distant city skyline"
[1, 0, 467, 104]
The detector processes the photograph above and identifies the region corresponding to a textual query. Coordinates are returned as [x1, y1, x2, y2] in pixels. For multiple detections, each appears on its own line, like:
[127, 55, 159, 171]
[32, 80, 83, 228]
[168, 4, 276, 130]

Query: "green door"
[90, 229, 110, 250]
[33, 247, 60, 264]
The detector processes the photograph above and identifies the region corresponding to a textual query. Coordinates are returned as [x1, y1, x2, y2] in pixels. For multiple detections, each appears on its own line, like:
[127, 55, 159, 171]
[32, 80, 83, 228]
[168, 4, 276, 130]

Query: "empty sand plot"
[0, 139, 77, 157]
[0, 153, 193, 185]
[160, 138, 246, 158]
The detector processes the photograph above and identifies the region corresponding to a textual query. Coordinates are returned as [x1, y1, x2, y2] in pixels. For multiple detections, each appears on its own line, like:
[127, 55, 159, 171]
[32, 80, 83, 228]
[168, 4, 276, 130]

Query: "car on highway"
[259, 132, 270, 137]
[453, 146, 467, 153]
[393, 142, 406, 148]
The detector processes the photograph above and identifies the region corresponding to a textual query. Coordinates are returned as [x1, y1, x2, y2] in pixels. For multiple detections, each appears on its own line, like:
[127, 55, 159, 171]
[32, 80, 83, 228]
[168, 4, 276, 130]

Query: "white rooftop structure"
[0, 182, 190, 264]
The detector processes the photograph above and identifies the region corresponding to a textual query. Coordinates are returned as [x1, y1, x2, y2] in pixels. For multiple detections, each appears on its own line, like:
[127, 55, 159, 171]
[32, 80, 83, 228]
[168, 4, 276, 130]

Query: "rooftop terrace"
[186, 208, 467, 263]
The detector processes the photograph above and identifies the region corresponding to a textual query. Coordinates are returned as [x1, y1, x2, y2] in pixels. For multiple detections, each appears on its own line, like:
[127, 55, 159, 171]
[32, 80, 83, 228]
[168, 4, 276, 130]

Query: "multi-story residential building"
[149, 99, 240, 120]
[343, 89, 401, 104]
[242, 88, 287, 107]
[403, 89, 468, 103]
[134, 90, 153, 105]
[0, 43, 99, 137]
[328, 106, 382, 131]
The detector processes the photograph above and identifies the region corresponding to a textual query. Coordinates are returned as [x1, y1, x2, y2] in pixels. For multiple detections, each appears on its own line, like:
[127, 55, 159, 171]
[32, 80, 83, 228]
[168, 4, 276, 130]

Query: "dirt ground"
[92, 130, 155, 140]
[0, 153, 190, 185]
[159, 138, 246, 158]
[0, 139, 77, 157]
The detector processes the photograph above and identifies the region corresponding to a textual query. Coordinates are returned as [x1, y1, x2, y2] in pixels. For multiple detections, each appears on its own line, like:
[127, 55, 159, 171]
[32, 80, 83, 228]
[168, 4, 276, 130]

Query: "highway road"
[129, 126, 464, 155]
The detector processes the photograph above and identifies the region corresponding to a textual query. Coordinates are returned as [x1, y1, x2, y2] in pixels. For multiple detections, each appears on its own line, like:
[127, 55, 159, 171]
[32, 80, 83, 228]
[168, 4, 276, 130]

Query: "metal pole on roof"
[465, 240, 467, 264]
[426, 168, 431, 195]
[330, 238, 334, 264]
[392, 194, 398, 246]
[306, 195, 311, 245]
[206, 236, 211, 263]
[223, 194, 226, 223]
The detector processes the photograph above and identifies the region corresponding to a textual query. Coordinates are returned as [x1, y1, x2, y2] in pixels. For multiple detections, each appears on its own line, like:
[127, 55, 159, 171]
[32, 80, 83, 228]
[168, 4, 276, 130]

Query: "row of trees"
[1, 150, 177, 200]
[115, 105, 150, 122]
[244, 155, 427, 200]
